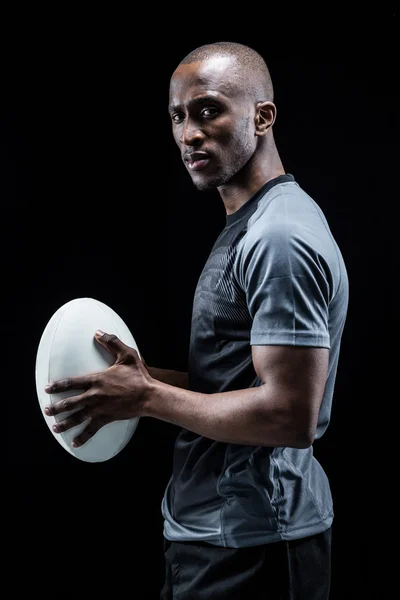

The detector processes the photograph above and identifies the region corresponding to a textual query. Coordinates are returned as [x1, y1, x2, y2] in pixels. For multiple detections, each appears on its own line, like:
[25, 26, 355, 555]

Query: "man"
[44, 42, 349, 599]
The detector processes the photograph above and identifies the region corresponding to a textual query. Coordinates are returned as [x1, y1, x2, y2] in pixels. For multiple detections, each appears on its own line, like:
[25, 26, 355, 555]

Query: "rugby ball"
[35, 297, 141, 462]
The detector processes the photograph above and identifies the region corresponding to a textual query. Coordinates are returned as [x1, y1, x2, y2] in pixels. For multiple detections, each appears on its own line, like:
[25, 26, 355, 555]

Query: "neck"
[219, 135, 285, 216]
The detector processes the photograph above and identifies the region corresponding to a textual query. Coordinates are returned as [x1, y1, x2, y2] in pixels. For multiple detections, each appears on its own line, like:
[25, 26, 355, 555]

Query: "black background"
[5, 11, 397, 599]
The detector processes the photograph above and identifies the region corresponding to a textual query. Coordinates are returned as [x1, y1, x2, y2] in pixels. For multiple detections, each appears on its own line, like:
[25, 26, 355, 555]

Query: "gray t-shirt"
[161, 174, 349, 548]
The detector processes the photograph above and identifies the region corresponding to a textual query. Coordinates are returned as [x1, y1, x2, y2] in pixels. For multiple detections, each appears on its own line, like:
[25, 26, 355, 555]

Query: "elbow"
[295, 421, 317, 448]
[287, 433, 314, 449]
[286, 418, 317, 449]
[288, 401, 319, 448]
[258, 391, 318, 448]
[294, 429, 315, 449]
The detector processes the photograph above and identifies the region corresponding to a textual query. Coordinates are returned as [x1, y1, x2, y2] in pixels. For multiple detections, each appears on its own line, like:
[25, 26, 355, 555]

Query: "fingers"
[95, 330, 126, 354]
[50, 408, 107, 448]
[95, 330, 140, 361]
[71, 418, 108, 448]
[51, 406, 90, 433]
[45, 376, 92, 395]
[44, 392, 87, 417]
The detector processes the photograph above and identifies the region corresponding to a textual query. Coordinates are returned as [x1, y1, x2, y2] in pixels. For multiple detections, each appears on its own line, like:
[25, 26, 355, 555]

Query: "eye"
[201, 107, 219, 118]
[171, 113, 184, 124]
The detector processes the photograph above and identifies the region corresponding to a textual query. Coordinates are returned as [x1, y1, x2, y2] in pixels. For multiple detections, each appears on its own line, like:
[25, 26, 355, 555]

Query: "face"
[169, 56, 258, 191]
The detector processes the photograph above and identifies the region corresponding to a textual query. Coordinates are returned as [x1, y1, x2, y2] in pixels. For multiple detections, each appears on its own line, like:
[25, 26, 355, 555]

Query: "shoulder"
[238, 182, 320, 257]
[234, 182, 334, 287]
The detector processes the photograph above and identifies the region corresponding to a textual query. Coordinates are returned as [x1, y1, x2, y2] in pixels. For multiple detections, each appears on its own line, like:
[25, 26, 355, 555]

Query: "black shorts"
[160, 527, 332, 600]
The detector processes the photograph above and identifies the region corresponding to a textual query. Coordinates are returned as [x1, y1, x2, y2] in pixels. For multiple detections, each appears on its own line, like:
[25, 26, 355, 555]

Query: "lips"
[184, 152, 211, 171]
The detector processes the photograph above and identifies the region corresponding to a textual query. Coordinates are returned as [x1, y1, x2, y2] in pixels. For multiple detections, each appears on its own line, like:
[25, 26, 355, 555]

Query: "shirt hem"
[163, 513, 333, 548]
[251, 332, 330, 348]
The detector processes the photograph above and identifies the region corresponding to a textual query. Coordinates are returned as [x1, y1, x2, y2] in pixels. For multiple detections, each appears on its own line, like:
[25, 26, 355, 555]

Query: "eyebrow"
[168, 94, 223, 114]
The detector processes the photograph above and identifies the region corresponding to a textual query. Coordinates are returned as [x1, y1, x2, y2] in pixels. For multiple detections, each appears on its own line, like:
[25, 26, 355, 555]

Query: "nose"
[179, 119, 204, 147]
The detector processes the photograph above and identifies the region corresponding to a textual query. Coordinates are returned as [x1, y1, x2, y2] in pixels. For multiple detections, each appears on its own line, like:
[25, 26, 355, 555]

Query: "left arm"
[44, 221, 331, 449]
[44, 336, 328, 449]
[143, 344, 329, 448]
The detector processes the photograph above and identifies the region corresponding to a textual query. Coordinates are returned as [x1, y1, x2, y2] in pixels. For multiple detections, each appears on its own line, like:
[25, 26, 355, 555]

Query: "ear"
[255, 101, 277, 136]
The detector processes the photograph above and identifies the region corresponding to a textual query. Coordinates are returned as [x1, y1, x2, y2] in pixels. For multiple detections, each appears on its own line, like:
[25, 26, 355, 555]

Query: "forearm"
[142, 379, 309, 448]
[146, 366, 189, 390]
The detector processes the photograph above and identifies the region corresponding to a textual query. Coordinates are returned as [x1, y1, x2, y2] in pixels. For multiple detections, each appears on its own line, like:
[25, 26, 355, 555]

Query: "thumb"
[94, 330, 129, 357]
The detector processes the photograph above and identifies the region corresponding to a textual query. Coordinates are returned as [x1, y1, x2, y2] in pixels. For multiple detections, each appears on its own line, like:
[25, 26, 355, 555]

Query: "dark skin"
[44, 331, 152, 447]
[45, 55, 329, 448]
[168, 55, 285, 210]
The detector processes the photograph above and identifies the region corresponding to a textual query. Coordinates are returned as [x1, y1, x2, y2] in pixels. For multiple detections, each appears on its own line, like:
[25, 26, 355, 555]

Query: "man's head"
[169, 41, 277, 191]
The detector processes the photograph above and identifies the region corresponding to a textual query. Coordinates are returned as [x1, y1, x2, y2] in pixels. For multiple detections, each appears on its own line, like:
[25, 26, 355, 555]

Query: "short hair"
[179, 41, 274, 102]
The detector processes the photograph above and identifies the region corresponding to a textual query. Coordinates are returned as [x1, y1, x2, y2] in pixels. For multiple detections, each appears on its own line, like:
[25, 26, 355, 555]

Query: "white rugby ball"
[35, 297, 141, 462]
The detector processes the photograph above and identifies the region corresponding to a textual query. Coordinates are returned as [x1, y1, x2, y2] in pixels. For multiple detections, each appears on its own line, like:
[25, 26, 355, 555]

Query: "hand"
[44, 330, 152, 447]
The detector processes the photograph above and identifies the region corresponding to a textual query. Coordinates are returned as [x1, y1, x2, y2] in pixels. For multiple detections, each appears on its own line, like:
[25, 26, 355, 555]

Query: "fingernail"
[44, 406, 51, 415]
[95, 330, 104, 337]
[45, 384, 52, 392]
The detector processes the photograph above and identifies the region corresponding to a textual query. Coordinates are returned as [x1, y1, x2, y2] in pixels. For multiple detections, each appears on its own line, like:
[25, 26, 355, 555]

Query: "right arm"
[144, 362, 189, 390]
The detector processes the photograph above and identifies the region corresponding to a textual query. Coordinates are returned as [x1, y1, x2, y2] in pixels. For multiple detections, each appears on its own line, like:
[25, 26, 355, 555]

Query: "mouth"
[184, 152, 211, 172]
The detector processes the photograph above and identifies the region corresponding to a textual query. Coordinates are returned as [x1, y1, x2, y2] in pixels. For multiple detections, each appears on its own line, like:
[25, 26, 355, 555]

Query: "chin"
[191, 172, 228, 191]
[193, 180, 215, 191]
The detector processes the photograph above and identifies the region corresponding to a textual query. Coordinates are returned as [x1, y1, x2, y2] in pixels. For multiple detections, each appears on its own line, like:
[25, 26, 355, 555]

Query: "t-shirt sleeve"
[234, 218, 331, 348]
